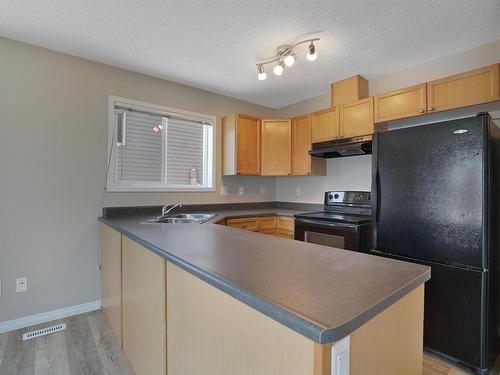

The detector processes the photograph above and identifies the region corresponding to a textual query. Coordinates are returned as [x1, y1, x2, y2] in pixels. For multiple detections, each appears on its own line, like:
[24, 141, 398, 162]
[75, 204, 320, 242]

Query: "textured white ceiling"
[0, 1, 500, 108]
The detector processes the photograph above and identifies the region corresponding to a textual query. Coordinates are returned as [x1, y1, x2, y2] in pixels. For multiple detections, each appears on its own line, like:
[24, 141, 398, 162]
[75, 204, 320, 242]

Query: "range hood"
[308, 135, 372, 158]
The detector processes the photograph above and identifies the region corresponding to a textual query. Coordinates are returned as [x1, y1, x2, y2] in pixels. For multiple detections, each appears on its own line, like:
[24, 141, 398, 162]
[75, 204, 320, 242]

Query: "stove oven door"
[294, 218, 365, 251]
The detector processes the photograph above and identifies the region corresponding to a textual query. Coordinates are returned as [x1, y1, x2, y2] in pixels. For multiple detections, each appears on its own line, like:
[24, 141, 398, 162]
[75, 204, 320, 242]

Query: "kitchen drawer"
[258, 216, 278, 231]
[278, 217, 294, 232]
[226, 217, 259, 231]
[259, 229, 278, 236]
[278, 229, 294, 239]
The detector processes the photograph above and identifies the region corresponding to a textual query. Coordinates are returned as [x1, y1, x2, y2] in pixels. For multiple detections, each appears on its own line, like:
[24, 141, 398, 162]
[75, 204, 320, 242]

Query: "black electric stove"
[294, 191, 372, 252]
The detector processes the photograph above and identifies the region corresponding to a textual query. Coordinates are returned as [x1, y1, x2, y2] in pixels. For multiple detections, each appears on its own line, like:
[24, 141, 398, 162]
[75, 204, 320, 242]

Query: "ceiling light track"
[256, 38, 319, 80]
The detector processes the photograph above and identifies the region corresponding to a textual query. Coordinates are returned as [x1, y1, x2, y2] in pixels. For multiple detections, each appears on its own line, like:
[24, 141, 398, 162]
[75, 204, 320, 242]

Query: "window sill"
[106, 186, 216, 193]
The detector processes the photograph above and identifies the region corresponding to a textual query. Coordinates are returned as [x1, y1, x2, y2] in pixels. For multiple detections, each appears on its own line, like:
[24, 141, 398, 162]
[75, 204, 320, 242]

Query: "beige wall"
[274, 40, 500, 204]
[0, 37, 276, 322]
[1, 35, 500, 323]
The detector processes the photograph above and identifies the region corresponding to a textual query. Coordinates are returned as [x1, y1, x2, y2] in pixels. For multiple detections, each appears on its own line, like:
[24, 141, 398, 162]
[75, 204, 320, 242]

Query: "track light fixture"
[257, 64, 267, 80]
[307, 41, 317, 61]
[255, 38, 319, 80]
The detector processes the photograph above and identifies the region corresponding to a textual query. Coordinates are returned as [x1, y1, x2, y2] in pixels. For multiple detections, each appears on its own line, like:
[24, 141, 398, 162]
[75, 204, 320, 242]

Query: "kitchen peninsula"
[99, 205, 430, 375]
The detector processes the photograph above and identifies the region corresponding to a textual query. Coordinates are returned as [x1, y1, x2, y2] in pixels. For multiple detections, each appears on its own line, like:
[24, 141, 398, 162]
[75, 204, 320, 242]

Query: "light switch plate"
[295, 187, 302, 196]
[331, 335, 350, 375]
[238, 186, 245, 196]
[16, 277, 27, 293]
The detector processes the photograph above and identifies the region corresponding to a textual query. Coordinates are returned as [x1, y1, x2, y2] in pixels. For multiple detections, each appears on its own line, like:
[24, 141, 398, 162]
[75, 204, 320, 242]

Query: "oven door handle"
[295, 218, 359, 230]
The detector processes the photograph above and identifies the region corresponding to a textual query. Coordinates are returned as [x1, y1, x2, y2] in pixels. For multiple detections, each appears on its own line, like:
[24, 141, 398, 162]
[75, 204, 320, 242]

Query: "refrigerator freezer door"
[374, 116, 486, 268]
[423, 261, 485, 369]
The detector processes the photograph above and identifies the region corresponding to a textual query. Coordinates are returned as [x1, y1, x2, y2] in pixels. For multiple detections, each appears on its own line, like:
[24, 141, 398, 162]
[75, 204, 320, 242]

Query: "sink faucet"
[161, 203, 183, 217]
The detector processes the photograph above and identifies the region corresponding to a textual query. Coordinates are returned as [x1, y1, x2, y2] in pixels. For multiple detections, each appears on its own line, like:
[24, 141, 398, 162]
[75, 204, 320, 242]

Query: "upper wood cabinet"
[261, 119, 291, 176]
[374, 83, 427, 123]
[340, 97, 374, 138]
[311, 107, 340, 143]
[331, 75, 369, 106]
[222, 113, 261, 176]
[427, 64, 500, 113]
[291, 114, 326, 176]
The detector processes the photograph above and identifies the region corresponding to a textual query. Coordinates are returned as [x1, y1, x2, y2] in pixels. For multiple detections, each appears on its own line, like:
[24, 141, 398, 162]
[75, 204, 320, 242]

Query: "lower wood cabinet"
[224, 215, 295, 239]
[374, 83, 427, 123]
[226, 217, 259, 231]
[122, 236, 166, 375]
[261, 119, 291, 176]
[100, 223, 122, 346]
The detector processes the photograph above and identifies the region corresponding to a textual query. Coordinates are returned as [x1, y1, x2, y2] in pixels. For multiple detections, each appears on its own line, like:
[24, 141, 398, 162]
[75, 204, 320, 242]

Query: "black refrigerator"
[371, 113, 500, 374]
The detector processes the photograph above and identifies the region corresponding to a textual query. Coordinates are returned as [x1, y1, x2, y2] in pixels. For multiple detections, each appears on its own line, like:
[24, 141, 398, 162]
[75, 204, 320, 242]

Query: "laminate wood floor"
[0, 310, 133, 375]
[0, 310, 498, 375]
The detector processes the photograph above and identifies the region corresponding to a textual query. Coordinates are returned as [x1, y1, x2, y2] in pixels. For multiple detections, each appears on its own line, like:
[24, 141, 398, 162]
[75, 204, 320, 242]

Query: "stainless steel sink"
[146, 213, 216, 224]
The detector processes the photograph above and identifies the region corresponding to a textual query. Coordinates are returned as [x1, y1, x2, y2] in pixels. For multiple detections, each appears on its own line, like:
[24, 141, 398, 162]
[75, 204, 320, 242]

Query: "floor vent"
[22, 323, 66, 341]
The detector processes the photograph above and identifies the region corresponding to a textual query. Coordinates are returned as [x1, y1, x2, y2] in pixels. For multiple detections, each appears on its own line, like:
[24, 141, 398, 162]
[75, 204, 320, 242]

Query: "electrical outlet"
[260, 186, 266, 196]
[220, 185, 229, 196]
[16, 277, 27, 293]
[238, 186, 245, 196]
[295, 187, 302, 196]
[331, 335, 350, 375]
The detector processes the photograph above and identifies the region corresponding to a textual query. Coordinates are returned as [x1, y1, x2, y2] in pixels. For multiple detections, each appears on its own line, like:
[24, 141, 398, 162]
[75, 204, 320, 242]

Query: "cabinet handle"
[307, 171, 311, 175]
[419, 109, 425, 113]
[429, 107, 434, 112]
[243, 224, 247, 228]
[236, 170, 240, 175]
[287, 172, 291, 175]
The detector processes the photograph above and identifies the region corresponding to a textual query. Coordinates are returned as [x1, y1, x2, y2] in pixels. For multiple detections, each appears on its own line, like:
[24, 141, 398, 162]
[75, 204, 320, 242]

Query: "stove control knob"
[334, 193, 339, 199]
[328, 194, 334, 200]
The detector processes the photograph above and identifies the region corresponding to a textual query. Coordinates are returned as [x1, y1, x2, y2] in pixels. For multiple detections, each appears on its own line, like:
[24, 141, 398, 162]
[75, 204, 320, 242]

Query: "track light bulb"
[284, 54, 295, 67]
[307, 42, 317, 61]
[257, 65, 267, 80]
[273, 62, 284, 76]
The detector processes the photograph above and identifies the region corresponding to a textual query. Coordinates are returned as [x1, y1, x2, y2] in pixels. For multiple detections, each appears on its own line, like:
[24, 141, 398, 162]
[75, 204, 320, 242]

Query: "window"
[107, 96, 215, 191]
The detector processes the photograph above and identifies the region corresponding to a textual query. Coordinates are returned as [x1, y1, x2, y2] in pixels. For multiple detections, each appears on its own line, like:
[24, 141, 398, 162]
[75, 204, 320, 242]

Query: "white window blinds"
[108, 97, 214, 191]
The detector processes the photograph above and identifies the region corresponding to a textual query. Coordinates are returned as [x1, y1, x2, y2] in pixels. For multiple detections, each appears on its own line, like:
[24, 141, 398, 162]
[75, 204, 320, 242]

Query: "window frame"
[106, 96, 216, 192]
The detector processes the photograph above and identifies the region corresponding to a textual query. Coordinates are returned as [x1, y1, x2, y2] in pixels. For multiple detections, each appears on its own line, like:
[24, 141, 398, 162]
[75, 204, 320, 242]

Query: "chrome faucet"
[161, 203, 183, 217]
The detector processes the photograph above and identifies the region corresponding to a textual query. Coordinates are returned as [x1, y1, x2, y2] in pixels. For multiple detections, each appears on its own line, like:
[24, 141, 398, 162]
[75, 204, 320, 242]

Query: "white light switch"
[331, 335, 350, 375]
[16, 277, 27, 293]
[238, 186, 245, 196]
[295, 187, 302, 196]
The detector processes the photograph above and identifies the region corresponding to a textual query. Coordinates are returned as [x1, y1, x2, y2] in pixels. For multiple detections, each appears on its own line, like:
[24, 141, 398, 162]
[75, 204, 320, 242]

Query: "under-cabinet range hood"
[308, 135, 372, 158]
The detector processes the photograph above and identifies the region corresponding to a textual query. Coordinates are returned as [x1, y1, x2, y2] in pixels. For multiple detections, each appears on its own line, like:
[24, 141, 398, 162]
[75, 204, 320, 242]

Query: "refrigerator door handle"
[375, 168, 380, 223]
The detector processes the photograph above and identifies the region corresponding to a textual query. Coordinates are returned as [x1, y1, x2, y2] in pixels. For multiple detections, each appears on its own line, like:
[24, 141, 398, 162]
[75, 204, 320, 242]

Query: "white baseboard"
[0, 300, 101, 333]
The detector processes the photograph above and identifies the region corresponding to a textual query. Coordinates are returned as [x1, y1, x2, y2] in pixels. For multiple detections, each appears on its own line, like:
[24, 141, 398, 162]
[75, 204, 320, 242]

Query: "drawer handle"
[428, 107, 434, 112]
[419, 109, 425, 113]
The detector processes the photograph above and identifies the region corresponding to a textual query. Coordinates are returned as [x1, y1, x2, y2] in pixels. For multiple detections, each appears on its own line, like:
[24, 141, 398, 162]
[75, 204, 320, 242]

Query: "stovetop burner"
[295, 191, 372, 225]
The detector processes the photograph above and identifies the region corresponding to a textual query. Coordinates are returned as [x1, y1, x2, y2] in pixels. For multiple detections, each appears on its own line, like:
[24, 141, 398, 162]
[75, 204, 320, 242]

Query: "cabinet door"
[258, 216, 278, 231]
[100, 223, 122, 346]
[291, 115, 312, 175]
[374, 83, 427, 123]
[311, 107, 340, 143]
[340, 97, 374, 138]
[122, 237, 166, 375]
[261, 119, 291, 176]
[226, 217, 259, 231]
[236, 114, 261, 175]
[427, 64, 500, 113]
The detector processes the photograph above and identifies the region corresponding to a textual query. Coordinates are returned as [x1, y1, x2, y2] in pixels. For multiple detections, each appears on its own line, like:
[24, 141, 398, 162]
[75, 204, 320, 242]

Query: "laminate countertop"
[99, 207, 430, 344]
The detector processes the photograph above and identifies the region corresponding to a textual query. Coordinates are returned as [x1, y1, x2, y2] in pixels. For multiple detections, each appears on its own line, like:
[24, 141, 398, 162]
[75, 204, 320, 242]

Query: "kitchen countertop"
[99, 207, 430, 344]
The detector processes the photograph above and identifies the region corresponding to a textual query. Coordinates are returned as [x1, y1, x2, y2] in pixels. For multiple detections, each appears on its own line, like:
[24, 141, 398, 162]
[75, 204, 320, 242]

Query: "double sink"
[147, 213, 216, 224]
